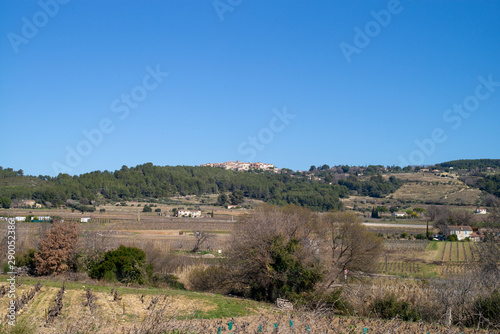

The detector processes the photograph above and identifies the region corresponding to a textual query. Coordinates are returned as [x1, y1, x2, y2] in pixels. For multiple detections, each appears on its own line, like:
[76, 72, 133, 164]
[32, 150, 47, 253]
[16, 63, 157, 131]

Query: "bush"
[293, 289, 353, 315]
[154, 208, 161, 212]
[471, 290, 500, 328]
[188, 266, 228, 293]
[16, 249, 36, 269]
[142, 205, 152, 212]
[373, 293, 420, 321]
[88, 245, 152, 284]
[152, 274, 185, 290]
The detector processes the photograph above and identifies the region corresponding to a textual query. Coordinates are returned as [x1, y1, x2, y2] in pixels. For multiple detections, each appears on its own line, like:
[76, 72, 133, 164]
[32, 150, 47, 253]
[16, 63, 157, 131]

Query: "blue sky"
[1, 0, 499, 176]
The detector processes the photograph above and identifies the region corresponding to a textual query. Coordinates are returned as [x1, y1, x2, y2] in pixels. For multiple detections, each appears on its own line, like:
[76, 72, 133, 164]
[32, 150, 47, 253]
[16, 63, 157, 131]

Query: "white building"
[447, 225, 473, 241]
[474, 208, 487, 214]
[177, 210, 201, 218]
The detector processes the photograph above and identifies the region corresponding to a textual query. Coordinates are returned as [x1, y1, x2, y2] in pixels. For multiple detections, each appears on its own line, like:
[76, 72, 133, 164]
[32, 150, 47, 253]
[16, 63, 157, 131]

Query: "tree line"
[0, 164, 405, 211]
[435, 159, 500, 170]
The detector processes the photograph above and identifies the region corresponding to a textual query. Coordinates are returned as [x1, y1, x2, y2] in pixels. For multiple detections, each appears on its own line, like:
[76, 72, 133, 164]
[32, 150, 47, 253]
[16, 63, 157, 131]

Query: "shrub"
[16, 249, 36, 269]
[294, 289, 353, 315]
[155, 208, 161, 212]
[154, 274, 185, 290]
[372, 293, 420, 321]
[188, 266, 228, 293]
[471, 290, 500, 328]
[88, 245, 152, 284]
[142, 205, 152, 212]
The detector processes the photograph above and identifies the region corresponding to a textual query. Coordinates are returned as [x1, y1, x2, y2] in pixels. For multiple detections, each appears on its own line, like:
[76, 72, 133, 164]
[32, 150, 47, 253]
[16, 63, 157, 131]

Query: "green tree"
[216, 193, 228, 206]
[88, 245, 151, 284]
[413, 207, 426, 215]
[142, 205, 152, 212]
[377, 206, 389, 214]
[229, 189, 244, 205]
[0, 196, 11, 209]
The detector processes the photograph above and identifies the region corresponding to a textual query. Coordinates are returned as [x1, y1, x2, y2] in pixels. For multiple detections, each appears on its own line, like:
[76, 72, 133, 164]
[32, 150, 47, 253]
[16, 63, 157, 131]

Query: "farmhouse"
[392, 212, 407, 218]
[177, 209, 201, 218]
[474, 208, 487, 214]
[447, 225, 473, 241]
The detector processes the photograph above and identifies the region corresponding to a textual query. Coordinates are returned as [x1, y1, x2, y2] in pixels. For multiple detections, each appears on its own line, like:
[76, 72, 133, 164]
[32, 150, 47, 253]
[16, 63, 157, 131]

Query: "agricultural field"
[378, 238, 500, 279]
[388, 173, 482, 206]
[435, 242, 489, 263]
[0, 277, 489, 334]
[0, 276, 268, 333]
[378, 240, 440, 278]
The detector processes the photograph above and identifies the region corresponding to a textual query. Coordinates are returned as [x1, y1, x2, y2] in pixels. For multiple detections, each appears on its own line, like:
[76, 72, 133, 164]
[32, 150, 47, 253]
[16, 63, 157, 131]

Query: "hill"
[435, 159, 500, 170]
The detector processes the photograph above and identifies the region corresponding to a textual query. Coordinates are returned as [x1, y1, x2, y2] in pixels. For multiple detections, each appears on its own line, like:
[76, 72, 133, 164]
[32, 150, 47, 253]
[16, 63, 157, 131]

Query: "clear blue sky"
[1, 0, 499, 176]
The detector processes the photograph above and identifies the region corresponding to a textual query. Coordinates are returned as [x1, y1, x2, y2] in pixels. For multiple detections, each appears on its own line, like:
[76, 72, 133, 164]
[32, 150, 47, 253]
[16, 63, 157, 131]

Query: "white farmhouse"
[474, 208, 487, 214]
[447, 225, 473, 241]
[177, 210, 201, 218]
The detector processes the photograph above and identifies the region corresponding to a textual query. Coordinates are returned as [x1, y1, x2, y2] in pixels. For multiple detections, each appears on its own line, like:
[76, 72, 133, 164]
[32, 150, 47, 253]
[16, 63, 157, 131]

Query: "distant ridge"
[435, 159, 500, 170]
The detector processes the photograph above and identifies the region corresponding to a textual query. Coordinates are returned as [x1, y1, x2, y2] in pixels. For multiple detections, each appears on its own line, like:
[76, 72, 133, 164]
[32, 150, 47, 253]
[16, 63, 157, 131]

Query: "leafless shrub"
[83, 287, 97, 314]
[46, 283, 65, 324]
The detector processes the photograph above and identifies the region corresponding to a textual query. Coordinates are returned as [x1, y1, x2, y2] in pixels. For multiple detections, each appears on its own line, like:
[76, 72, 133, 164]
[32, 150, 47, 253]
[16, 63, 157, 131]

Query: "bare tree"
[191, 231, 214, 253]
[426, 205, 450, 222]
[225, 204, 321, 301]
[317, 211, 383, 286]
[81, 229, 114, 254]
